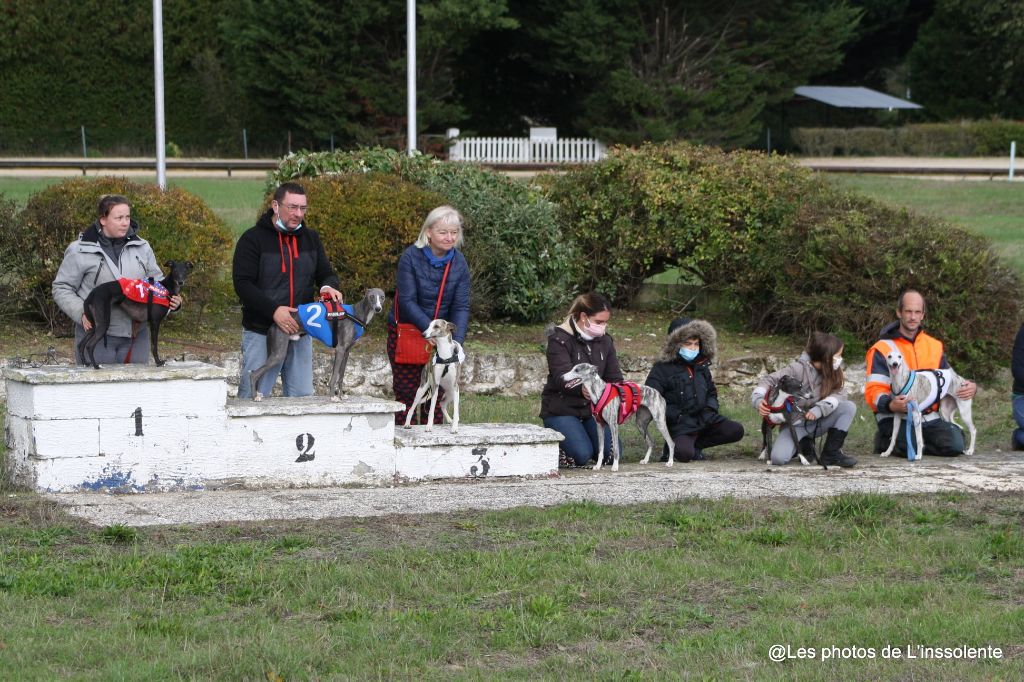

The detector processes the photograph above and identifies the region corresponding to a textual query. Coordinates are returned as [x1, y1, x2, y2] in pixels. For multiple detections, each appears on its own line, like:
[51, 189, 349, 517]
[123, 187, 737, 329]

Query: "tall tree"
[219, 0, 516, 149]
[457, 0, 861, 147]
[908, 0, 1024, 119]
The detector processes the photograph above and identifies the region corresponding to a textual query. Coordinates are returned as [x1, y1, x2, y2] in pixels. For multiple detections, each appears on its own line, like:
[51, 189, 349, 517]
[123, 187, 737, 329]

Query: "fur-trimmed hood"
[658, 318, 718, 363]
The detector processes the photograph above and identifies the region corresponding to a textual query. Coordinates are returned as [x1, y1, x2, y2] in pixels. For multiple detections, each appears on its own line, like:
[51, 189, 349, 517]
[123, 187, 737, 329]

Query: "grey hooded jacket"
[52, 221, 163, 338]
[751, 352, 846, 421]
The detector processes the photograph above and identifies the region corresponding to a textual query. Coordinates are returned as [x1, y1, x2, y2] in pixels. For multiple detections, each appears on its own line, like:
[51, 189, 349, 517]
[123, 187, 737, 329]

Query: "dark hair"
[568, 292, 610, 319]
[897, 289, 926, 313]
[97, 194, 130, 218]
[273, 182, 306, 203]
[806, 331, 845, 398]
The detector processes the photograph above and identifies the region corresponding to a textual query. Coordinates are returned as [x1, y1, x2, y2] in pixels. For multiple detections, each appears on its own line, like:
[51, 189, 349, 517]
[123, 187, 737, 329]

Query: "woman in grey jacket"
[751, 331, 857, 467]
[52, 195, 179, 365]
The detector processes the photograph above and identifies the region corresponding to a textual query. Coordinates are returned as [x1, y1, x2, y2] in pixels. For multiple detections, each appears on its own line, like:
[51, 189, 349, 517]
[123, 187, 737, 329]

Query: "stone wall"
[0, 352, 868, 402]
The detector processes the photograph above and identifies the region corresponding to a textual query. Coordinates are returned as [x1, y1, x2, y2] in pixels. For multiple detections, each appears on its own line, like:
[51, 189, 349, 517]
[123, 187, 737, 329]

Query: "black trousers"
[667, 418, 745, 462]
[873, 417, 965, 457]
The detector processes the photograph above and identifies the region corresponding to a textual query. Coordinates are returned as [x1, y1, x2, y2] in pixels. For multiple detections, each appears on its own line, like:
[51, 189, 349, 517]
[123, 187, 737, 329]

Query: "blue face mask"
[275, 217, 301, 232]
[678, 347, 699, 362]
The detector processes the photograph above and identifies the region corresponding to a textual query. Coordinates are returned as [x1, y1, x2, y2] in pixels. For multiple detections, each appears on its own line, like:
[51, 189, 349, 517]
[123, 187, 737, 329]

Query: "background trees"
[0, 0, 1019, 155]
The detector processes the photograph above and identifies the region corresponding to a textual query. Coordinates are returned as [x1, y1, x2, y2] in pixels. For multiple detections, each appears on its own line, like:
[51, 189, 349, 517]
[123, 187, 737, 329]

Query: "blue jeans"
[237, 329, 313, 399]
[1013, 395, 1024, 449]
[543, 415, 617, 466]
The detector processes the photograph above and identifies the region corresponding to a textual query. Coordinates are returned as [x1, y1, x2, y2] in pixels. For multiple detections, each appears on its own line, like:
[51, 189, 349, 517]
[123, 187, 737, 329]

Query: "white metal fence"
[448, 136, 607, 164]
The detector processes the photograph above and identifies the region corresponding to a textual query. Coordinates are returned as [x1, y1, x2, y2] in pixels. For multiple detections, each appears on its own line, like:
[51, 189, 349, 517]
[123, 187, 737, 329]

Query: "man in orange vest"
[864, 290, 977, 456]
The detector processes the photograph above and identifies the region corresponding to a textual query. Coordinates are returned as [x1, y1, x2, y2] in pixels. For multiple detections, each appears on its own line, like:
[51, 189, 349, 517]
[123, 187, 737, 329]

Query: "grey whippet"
[561, 362, 675, 472]
[249, 288, 386, 401]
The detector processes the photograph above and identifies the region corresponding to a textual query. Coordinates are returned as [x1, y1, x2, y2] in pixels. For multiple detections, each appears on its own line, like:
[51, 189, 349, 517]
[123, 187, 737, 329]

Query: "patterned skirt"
[387, 324, 446, 426]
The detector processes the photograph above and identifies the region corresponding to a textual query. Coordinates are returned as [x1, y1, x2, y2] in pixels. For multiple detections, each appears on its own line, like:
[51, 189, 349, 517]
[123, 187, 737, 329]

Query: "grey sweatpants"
[770, 400, 856, 465]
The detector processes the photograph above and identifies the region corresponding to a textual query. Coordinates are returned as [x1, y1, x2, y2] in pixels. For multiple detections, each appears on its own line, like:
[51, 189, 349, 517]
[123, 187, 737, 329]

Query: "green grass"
[830, 175, 1024, 272]
[0, 175, 265, 237]
[0, 492, 1021, 678]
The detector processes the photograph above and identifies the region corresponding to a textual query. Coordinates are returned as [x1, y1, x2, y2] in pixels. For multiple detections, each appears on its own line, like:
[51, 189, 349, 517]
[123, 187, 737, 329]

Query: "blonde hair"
[414, 205, 464, 249]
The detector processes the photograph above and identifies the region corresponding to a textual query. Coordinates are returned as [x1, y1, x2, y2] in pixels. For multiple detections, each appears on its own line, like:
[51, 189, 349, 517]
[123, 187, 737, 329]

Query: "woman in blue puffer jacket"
[387, 206, 471, 425]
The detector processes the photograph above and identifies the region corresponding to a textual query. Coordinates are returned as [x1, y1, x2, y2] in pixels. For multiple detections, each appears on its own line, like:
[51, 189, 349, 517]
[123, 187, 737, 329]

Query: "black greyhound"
[249, 288, 386, 401]
[79, 260, 193, 369]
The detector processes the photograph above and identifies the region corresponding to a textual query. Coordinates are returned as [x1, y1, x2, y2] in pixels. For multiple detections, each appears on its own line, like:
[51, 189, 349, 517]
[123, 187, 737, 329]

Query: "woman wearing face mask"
[540, 292, 622, 468]
[751, 331, 857, 467]
[644, 317, 744, 463]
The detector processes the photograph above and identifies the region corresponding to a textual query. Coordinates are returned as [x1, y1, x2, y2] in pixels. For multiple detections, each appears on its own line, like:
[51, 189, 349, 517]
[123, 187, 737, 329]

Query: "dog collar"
[894, 371, 916, 396]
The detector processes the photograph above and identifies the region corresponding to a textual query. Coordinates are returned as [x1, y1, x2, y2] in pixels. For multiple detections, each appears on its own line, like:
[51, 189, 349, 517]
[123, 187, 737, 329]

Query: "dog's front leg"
[608, 422, 621, 472]
[403, 375, 432, 428]
[450, 385, 460, 433]
[424, 370, 443, 431]
[329, 345, 350, 402]
[592, 420, 606, 471]
[912, 410, 924, 460]
[149, 314, 166, 367]
[879, 415, 901, 457]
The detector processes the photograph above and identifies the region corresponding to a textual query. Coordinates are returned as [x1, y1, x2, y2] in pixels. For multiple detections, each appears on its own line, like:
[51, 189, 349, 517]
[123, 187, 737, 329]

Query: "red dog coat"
[118, 278, 171, 307]
[592, 381, 643, 425]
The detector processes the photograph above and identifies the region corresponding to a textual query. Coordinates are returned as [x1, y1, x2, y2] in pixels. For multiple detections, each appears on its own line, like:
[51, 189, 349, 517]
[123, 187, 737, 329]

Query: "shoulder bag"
[394, 260, 451, 365]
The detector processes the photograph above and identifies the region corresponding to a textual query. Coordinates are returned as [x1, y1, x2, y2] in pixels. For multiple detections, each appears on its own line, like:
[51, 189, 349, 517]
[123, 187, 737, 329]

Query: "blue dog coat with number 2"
[296, 301, 363, 347]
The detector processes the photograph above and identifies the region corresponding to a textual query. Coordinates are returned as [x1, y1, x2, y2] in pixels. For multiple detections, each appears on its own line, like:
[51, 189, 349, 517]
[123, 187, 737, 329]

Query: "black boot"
[821, 428, 857, 468]
[798, 436, 818, 464]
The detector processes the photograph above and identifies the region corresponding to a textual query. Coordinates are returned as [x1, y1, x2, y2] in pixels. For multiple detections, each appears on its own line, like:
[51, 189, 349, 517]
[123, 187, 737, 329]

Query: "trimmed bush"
[545, 141, 1021, 379]
[271, 148, 575, 322]
[263, 173, 447, 298]
[791, 119, 1024, 157]
[759, 185, 1022, 378]
[545, 142, 810, 305]
[1, 178, 233, 333]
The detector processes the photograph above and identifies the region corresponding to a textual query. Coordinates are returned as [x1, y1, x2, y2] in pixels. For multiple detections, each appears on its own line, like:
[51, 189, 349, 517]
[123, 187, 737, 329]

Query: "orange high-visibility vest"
[864, 331, 946, 414]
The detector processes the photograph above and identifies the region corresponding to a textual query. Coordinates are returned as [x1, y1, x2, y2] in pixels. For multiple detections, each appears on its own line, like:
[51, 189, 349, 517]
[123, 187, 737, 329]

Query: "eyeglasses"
[276, 202, 309, 212]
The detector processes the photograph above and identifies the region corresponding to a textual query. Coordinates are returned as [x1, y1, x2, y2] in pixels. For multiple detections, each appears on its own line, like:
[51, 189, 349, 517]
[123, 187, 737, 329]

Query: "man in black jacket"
[232, 182, 342, 399]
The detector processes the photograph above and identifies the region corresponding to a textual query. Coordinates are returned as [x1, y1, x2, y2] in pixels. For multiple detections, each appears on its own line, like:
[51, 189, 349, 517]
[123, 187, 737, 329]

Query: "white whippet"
[403, 319, 466, 432]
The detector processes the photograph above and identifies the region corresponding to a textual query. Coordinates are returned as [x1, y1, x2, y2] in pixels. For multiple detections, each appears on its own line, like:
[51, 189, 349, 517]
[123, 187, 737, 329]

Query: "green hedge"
[271, 148, 576, 322]
[544, 141, 1021, 379]
[791, 120, 1024, 156]
[0, 178, 233, 334]
[545, 142, 810, 305]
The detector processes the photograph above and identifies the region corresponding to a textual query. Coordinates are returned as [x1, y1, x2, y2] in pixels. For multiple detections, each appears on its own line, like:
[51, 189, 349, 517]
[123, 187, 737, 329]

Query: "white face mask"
[832, 355, 843, 371]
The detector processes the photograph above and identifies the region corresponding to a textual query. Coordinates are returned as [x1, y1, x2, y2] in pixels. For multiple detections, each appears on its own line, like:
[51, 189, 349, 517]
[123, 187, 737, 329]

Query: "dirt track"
[44, 449, 1024, 527]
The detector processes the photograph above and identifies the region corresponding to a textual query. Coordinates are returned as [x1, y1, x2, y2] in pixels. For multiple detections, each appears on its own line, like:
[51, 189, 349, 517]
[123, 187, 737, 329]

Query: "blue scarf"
[422, 246, 456, 268]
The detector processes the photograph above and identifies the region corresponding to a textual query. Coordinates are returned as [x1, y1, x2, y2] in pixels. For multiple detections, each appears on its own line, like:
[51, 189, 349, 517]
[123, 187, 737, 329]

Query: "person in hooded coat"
[53, 194, 181, 365]
[644, 317, 744, 462]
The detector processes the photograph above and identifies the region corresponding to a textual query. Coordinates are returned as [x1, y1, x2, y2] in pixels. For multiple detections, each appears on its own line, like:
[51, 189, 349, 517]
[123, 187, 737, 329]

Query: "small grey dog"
[561, 363, 674, 472]
[403, 319, 466, 432]
[249, 288, 385, 402]
[879, 348, 976, 459]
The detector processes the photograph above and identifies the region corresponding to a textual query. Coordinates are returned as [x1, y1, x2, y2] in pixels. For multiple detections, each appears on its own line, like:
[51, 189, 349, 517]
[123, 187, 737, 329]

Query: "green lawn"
[829, 175, 1024, 272]
[1, 489, 1021, 678]
[0, 175, 265, 237]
